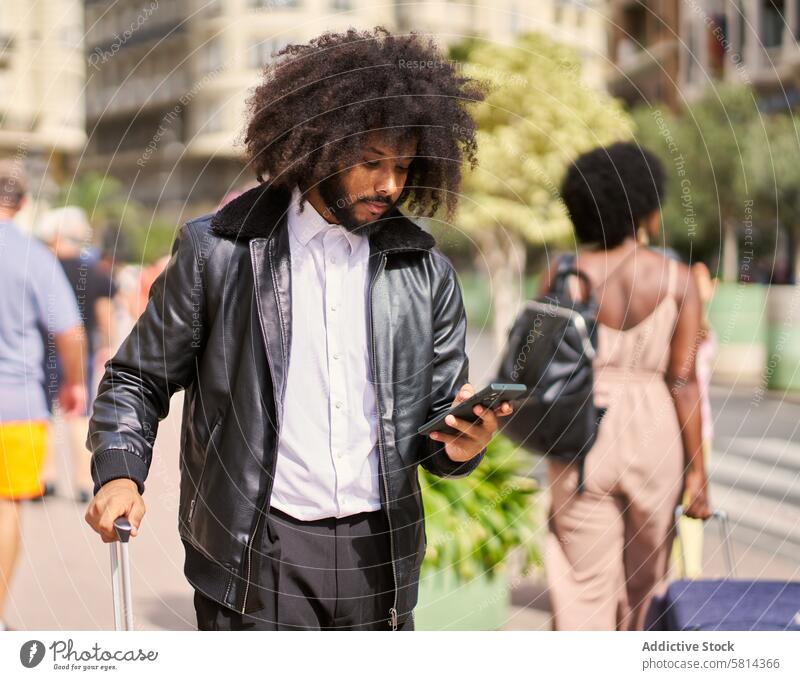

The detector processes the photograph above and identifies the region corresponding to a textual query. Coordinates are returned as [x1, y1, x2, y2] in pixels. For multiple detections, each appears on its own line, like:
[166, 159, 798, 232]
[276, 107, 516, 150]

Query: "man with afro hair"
[86, 27, 514, 630]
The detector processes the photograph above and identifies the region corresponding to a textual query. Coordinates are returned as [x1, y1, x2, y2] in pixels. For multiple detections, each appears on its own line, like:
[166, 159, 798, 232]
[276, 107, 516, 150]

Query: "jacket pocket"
[187, 415, 224, 523]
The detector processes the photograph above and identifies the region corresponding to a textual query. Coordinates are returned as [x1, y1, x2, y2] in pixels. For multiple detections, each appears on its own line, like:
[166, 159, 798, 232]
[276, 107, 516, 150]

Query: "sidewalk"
[502, 510, 800, 631]
[6, 385, 799, 630]
[6, 395, 194, 631]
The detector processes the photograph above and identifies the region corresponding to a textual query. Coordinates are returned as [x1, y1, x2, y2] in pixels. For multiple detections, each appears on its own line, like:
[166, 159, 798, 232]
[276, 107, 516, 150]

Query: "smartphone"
[417, 383, 528, 437]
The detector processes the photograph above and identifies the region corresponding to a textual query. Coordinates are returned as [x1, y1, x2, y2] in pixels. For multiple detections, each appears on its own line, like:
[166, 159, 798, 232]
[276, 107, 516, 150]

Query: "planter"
[414, 568, 510, 631]
[414, 435, 539, 630]
[765, 284, 800, 391]
[707, 282, 767, 386]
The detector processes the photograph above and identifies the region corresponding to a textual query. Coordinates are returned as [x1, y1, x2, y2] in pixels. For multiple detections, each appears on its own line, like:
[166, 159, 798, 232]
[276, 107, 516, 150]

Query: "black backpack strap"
[549, 254, 574, 295]
[550, 254, 597, 314]
[576, 457, 586, 495]
[553, 252, 575, 279]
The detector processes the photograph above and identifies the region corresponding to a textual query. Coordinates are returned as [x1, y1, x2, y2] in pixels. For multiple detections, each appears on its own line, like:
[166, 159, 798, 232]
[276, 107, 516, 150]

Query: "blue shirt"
[0, 219, 81, 422]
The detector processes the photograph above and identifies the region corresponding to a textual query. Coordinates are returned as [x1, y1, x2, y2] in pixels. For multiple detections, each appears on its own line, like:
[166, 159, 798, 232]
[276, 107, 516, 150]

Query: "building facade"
[607, 0, 682, 109]
[81, 0, 610, 215]
[608, 0, 800, 110]
[0, 0, 86, 230]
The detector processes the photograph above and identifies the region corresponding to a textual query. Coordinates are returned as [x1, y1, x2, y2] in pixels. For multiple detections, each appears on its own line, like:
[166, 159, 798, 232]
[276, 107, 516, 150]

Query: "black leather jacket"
[87, 184, 484, 629]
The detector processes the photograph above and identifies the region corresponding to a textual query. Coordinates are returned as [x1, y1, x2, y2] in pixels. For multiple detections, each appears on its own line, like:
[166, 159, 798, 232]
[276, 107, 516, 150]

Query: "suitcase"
[645, 506, 800, 631]
[109, 516, 134, 631]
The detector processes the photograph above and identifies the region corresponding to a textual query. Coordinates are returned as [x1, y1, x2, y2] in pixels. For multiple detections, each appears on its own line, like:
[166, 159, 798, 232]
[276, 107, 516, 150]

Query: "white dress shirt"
[269, 186, 382, 521]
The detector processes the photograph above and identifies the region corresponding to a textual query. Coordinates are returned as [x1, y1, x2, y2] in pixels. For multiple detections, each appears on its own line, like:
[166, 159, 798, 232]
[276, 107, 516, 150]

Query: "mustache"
[359, 195, 392, 206]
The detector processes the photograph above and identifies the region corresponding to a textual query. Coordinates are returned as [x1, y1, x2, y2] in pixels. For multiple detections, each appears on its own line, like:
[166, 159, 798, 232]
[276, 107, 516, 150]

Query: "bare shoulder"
[665, 255, 698, 306]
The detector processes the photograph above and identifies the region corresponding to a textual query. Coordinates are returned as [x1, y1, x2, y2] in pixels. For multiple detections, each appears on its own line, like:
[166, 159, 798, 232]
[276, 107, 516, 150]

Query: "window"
[249, 0, 300, 9]
[795, 0, 800, 38]
[734, 0, 747, 62]
[248, 38, 271, 68]
[686, 28, 697, 84]
[195, 100, 223, 133]
[708, 12, 727, 77]
[199, 38, 223, 72]
[761, 0, 786, 48]
[622, 3, 647, 49]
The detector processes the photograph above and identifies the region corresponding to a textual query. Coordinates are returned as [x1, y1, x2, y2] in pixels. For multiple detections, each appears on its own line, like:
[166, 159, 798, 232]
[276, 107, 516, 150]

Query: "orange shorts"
[0, 420, 49, 500]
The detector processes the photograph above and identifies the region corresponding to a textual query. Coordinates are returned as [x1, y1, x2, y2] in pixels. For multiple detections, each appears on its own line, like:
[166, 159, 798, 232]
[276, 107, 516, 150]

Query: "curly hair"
[560, 142, 666, 248]
[242, 27, 485, 218]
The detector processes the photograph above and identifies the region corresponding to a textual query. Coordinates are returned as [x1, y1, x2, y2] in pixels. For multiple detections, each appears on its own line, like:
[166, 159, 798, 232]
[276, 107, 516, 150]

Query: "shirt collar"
[288, 186, 361, 252]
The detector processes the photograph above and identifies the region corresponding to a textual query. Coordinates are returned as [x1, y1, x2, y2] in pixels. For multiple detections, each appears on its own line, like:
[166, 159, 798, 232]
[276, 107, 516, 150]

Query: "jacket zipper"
[368, 253, 399, 630]
[241, 238, 285, 614]
[243, 241, 399, 625]
[241, 486, 269, 613]
[187, 417, 222, 523]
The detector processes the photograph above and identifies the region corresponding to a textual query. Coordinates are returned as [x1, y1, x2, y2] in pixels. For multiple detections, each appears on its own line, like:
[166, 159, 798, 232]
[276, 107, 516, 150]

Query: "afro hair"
[560, 142, 666, 248]
[242, 27, 486, 219]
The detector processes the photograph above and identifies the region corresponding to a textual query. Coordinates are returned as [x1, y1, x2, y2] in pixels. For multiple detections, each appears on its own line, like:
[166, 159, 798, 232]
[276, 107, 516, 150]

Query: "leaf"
[420, 435, 540, 582]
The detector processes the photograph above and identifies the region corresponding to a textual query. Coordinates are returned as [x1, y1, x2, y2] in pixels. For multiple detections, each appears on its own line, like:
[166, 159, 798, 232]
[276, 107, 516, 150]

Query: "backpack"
[494, 254, 605, 494]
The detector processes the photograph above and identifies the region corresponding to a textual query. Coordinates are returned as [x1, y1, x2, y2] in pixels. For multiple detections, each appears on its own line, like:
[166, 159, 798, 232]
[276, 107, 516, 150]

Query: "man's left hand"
[428, 383, 512, 463]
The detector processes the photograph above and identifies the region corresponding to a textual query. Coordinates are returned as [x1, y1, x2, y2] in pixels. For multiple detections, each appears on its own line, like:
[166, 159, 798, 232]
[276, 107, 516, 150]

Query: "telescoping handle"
[673, 505, 736, 579]
[109, 516, 134, 631]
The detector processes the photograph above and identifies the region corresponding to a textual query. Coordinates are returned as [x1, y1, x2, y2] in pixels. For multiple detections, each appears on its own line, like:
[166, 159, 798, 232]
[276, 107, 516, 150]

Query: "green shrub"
[420, 434, 540, 582]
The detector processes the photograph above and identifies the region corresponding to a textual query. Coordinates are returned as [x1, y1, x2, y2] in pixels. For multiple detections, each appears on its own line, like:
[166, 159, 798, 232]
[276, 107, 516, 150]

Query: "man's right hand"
[85, 478, 145, 543]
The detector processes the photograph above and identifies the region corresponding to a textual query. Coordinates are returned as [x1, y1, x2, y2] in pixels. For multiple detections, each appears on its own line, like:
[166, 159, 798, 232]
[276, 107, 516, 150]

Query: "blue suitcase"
[645, 506, 800, 631]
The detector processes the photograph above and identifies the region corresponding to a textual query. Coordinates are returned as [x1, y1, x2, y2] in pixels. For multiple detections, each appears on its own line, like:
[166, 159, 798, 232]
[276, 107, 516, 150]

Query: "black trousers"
[193, 506, 414, 630]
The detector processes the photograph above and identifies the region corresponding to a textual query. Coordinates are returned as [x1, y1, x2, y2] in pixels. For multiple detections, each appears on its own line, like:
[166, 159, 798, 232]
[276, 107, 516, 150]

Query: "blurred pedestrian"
[34, 206, 116, 502]
[0, 159, 86, 631]
[539, 142, 712, 631]
[95, 227, 136, 350]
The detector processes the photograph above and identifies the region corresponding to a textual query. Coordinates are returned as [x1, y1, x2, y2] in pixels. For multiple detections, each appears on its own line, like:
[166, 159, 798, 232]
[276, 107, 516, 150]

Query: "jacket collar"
[209, 182, 436, 254]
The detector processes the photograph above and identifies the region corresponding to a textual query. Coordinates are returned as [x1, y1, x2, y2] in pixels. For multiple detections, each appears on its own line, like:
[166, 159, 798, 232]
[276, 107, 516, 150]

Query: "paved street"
[6, 394, 194, 631]
[5, 330, 799, 630]
[469, 331, 800, 630]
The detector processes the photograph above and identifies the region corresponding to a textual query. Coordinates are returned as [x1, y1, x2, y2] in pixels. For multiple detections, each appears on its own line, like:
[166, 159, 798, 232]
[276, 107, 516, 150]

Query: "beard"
[317, 175, 395, 238]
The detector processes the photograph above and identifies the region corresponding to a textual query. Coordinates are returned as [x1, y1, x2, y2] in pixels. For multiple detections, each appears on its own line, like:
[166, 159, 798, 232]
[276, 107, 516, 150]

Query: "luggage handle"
[109, 516, 134, 631]
[673, 505, 736, 579]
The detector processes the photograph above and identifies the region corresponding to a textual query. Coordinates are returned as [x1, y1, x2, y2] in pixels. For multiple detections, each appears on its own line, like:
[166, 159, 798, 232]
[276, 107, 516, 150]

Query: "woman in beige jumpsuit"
[540, 143, 712, 631]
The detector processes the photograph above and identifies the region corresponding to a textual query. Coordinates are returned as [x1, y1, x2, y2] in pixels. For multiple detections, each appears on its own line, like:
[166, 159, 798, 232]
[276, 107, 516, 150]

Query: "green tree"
[453, 34, 633, 349]
[743, 113, 800, 281]
[631, 85, 760, 280]
[56, 171, 175, 264]
[57, 172, 135, 229]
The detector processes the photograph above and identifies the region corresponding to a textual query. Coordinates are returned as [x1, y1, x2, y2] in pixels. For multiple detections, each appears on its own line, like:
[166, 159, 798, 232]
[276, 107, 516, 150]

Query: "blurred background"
[2, 0, 798, 630]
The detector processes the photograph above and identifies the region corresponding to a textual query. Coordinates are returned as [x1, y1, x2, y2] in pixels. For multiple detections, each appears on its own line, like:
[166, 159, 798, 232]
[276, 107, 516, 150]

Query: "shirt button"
[330, 304, 337, 311]
[335, 401, 343, 409]
[333, 352, 341, 360]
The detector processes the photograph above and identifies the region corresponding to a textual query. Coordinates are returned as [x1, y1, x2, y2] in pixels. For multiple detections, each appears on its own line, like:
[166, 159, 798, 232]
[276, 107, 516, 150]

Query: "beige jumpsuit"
[545, 258, 685, 631]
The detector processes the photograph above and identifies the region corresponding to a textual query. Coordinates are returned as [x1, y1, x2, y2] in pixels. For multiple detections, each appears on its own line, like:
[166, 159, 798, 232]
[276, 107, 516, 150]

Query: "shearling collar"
[209, 183, 436, 254]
